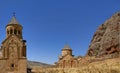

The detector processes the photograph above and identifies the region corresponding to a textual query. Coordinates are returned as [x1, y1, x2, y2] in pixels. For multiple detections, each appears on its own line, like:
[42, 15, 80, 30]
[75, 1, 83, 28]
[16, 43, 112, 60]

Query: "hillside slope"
[28, 61, 52, 68]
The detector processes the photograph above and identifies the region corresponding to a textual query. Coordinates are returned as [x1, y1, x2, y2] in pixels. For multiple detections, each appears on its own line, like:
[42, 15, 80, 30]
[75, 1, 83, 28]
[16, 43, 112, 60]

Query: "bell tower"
[6, 14, 23, 39]
[0, 14, 27, 73]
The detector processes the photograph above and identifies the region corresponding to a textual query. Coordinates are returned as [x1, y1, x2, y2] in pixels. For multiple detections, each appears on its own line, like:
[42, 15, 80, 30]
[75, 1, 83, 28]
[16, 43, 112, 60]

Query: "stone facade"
[0, 15, 27, 73]
[57, 45, 79, 68]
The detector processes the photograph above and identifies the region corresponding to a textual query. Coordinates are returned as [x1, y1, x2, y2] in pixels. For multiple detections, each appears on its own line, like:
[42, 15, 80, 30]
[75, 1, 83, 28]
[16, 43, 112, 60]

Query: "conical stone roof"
[62, 44, 72, 50]
[8, 16, 20, 24]
[6, 15, 22, 28]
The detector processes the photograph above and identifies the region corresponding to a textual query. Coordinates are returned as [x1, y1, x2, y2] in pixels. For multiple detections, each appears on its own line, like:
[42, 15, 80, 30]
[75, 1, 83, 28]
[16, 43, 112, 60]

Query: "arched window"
[71, 60, 73, 68]
[18, 30, 21, 34]
[11, 64, 14, 67]
[10, 29, 13, 34]
[23, 46, 26, 57]
[14, 29, 17, 34]
[7, 29, 9, 34]
[63, 60, 66, 68]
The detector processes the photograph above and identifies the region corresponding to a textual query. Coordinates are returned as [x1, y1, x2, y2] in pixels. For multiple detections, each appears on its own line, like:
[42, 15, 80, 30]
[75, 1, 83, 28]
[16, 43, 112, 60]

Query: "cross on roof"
[13, 12, 16, 17]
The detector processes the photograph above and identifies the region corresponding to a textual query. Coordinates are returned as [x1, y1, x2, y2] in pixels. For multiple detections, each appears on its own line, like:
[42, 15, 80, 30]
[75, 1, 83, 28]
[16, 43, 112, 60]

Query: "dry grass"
[31, 58, 120, 73]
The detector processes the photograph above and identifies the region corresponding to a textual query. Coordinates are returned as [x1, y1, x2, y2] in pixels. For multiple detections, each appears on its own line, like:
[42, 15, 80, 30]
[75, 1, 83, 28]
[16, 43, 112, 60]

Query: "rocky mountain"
[86, 12, 120, 58]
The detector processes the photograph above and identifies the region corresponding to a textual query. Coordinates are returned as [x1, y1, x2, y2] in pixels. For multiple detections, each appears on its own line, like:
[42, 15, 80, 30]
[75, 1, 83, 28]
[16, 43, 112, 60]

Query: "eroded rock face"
[87, 12, 120, 58]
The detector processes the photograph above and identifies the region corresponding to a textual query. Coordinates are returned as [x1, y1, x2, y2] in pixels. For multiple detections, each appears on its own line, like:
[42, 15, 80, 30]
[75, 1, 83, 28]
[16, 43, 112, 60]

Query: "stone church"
[0, 15, 27, 73]
[56, 45, 79, 68]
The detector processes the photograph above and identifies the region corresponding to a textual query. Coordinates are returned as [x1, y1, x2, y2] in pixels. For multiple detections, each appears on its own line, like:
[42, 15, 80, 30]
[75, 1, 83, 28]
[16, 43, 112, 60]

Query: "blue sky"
[0, 0, 120, 64]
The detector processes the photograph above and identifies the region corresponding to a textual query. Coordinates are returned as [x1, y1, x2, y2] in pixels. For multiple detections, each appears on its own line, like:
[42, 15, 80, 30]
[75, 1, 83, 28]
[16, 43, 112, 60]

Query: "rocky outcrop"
[87, 12, 120, 58]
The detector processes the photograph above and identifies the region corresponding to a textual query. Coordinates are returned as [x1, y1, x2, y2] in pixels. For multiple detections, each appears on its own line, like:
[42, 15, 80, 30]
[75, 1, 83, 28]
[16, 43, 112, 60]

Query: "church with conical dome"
[0, 15, 27, 73]
[56, 45, 80, 68]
